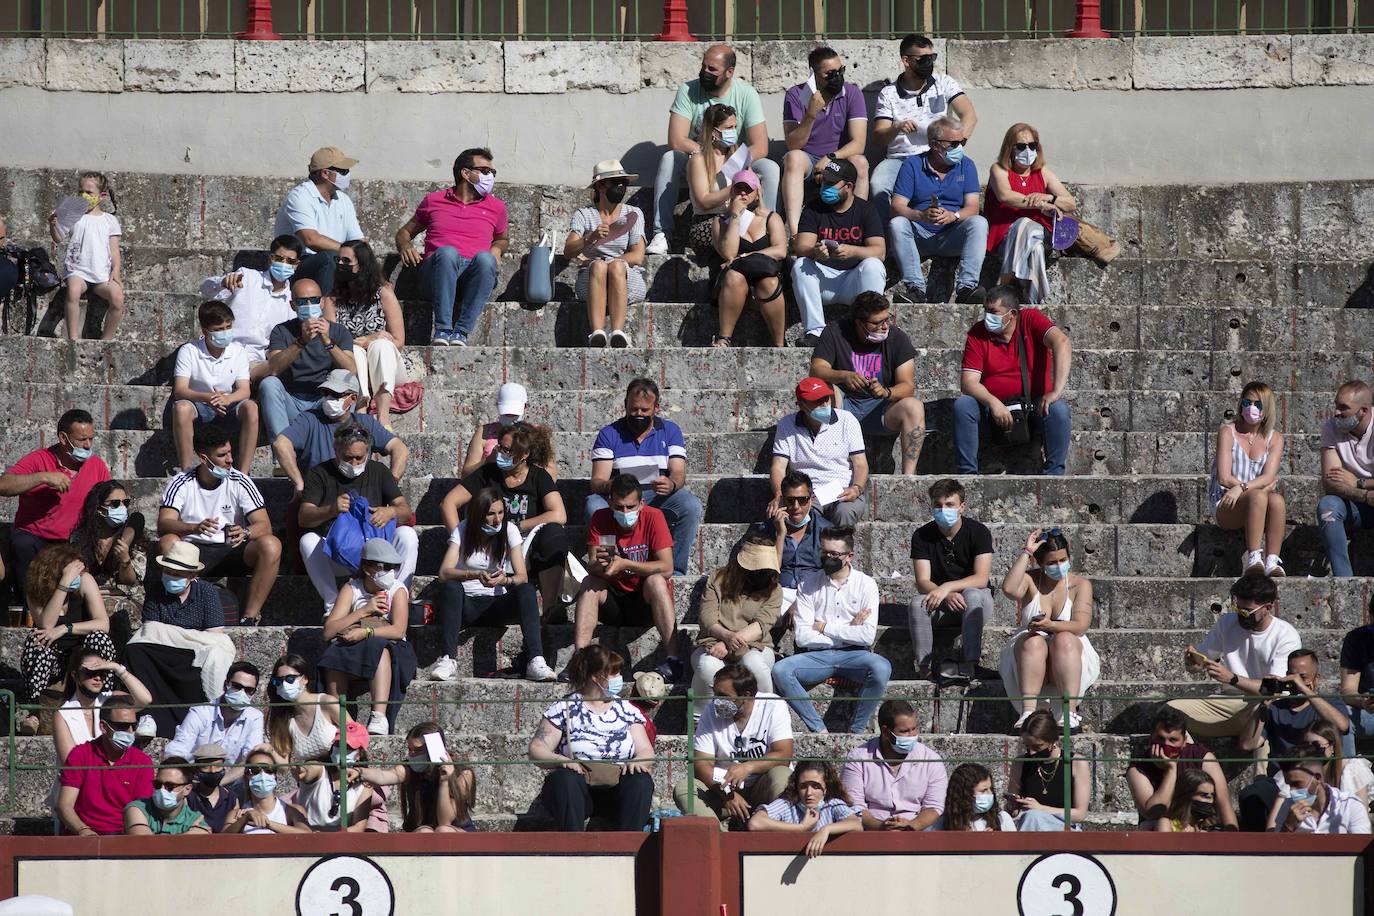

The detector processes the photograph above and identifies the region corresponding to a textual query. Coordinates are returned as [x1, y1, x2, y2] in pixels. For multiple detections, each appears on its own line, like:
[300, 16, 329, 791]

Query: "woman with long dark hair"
[1005, 709, 1091, 831]
[323, 240, 407, 428]
[937, 762, 1014, 831]
[68, 479, 144, 590]
[1157, 768, 1222, 832]
[360, 722, 478, 832]
[265, 653, 349, 763]
[748, 760, 861, 857]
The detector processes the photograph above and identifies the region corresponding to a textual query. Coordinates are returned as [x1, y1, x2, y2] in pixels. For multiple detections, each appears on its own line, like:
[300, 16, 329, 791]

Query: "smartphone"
[929, 194, 940, 210]
[822, 238, 839, 251]
[423, 732, 449, 764]
[1187, 648, 1212, 665]
[1260, 676, 1294, 697]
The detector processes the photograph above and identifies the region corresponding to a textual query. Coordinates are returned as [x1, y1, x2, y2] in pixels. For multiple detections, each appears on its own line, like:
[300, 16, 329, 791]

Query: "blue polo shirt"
[590, 418, 687, 484]
[892, 152, 980, 234]
[283, 407, 394, 470]
[763, 510, 832, 590]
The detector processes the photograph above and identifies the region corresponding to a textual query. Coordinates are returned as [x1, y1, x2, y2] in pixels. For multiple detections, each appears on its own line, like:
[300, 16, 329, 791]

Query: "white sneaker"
[1013, 710, 1032, 730]
[136, 714, 158, 739]
[526, 656, 556, 682]
[646, 232, 669, 255]
[1243, 549, 1265, 576]
[1265, 554, 1285, 577]
[430, 655, 458, 681]
[609, 329, 631, 348]
[1060, 711, 1083, 731]
[587, 328, 608, 348]
[367, 713, 389, 736]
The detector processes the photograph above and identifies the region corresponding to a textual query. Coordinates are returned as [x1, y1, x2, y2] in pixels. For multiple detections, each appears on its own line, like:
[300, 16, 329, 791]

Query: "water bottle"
[526, 229, 553, 305]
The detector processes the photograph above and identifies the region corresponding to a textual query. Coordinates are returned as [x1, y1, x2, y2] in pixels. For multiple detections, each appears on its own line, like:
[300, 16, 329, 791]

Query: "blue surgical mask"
[207, 462, 230, 480]
[269, 261, 295, 283]
[1013, 148, 1038, 169]
[66, 576, 82, 592]
[276, 679, 304, 702]
[1334, 413, 1361, 433]
[494, 452, 515, 470]
[818, 184, 842, 205]
[480, 523, 502, 536]
[1289, 788, 1313, 804]
[613, 509, 639, 529]
[153, 787, 180, 811]
[974, 793, 996, 813]
[1044, 560, 1071, 581]
[223, 688, 252, 709]
[102, 505, 128, 526]
[784, 514, 809, 529]
[943, 145, 966, 165]
[809, 405, 833, 423]
[296, 304, 322, 321]
[983, 311, 1005, 333]
[717, 127, 738, 146]
[604, 675, 624, 697]
[162, 575, 190, 595]
[69, 444, 93, 462]
[933, 507, 960, 529]
[892, 734, 919, 754]
[207, 329, 234, 349]
[248, 772, 278, 799]
[109, 729, 136, 752]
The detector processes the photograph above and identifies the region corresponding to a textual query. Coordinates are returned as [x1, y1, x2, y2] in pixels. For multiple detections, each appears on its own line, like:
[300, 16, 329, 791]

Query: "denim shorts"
[843, 395, 891, 434]
[192, 400, 242, 424]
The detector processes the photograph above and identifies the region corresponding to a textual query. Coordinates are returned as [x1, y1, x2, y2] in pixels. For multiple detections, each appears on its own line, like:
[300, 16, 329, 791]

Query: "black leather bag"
[720, 253, 783, 303]
[998, 317, 1033, 446]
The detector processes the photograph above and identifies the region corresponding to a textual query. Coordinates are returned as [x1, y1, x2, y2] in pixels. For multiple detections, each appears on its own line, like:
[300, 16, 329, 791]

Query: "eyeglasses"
[1231, 601, 1272, 618]
[152, 780, 187, 792]
[782, 496, 811, 506]
[1013, 142, 1040, 152]
[269, 673, 302, 686]
[468, 166, 497, 176]
[244, 764, 273, 777]
[862, 316, 893, 329]
[821, 66, 846, 79]
[821, 551, 851, 561]
[292, 296, 322, 307]
[102, 498, 132, 509]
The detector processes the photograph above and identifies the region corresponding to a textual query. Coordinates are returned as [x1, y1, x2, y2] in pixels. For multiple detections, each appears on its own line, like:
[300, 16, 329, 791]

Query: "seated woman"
[19, 545, 114, 729]
[1264, 720, 1374, 829]
[1209, 381, 1286, 576]
[1156, 768, 1223, 832]
[1005, 709, 1091, 831]
[984, 124, 1076, 305]
[265, 653, 350, 764]
[999, 528, 1099, 731]
[711, 169, 787, 348]
[747, 761, 862, 858]
[223, 746, 310, 834]
[360, 721, 478, 832]
[442, 423, 569, 626]
[934, 762, 1015, 831]
[527, 645, 655, 831]
[68, 480, 145, 592]
[436, 486, 551, 682]
[323, 240, 408, 429]
[289, 724, 381, 832]
[690, 534, 781, 717]
[685, 104, 744, 260]
[317, 538, 417, 737]
[564, 160, 647, 349]
[460, 383, 559, 479]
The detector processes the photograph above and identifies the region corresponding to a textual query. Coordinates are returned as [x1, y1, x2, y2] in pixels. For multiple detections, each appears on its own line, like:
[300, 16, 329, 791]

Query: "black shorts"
[197, 540, 252, 578]
[597, 587, 655, 626]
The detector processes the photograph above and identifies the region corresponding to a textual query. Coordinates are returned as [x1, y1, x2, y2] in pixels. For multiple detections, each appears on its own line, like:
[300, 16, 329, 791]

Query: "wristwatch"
[1359, 478, 1368, 491]
[1229, 674, 1240, 687]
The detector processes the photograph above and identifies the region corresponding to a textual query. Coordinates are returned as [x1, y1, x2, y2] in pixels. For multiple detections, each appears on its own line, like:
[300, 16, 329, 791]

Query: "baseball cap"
[319, 369, 361, 396]
[795, 377, 834, 401]
[309, 146, 358, 172]
[731, 169, 761, 192]
[496, 382, 528, 417]
[193, 742, 227, 762]
[822, 159, 858, 185]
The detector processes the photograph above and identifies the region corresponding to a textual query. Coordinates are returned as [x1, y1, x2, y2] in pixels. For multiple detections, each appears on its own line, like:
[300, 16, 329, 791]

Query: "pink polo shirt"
[413, 188, 508, 259]
[60, 738, 155, 835]
[9, 446, 111, 541]
[840, 738, 947, 819]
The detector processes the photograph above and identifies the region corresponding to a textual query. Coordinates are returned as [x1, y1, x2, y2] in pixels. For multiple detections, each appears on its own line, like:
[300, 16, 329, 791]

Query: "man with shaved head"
[1319, 380, 1374, 576]
[646, 43, 779, 255]
[256, 277, 356, 439]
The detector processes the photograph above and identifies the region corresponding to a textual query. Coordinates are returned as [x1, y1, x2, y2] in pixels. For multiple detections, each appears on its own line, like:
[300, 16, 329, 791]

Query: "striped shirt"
[160, 468, 265, 545]
[590, 417, 687, 485]
[1208, 428, 1272, 508]
[756, 797, 861, 829]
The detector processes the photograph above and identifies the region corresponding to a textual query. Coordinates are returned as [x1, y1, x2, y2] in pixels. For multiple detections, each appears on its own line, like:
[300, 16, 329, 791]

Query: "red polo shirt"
[960, 307, 1058, 401]
[60, 738, 154, 835]
[9, 446, 111, 541]
[413, 188, 508, 259]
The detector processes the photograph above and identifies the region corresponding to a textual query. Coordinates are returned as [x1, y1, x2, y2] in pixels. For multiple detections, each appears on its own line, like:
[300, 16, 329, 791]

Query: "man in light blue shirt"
[273, 146, 364, 295]
[164, 661, 264, 790]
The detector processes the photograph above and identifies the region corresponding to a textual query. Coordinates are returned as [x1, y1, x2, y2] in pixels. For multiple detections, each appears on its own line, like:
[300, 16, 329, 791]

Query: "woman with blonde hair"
[1209, 381, 1286, 576]
[983, 123, 1077, 304]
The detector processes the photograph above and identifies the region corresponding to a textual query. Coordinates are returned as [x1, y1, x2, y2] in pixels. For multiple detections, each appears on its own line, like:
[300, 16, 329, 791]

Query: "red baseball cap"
[795, 377, 834, 401]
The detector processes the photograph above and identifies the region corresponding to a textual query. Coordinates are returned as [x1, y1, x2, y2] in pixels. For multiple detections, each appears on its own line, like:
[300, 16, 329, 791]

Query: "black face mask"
[911, 56, 936, 80]
[336, 264, 355, 280]
[197, 770, 224, 790]
[698, 69, 719, 92]
[1190, 801, 1216, 822]
[820, 556, 844, 574]
[822, 70, 845, 95]
[1237, 613, 1262, 631]
[604, 183, 628, 205]
[624, 415, 652, 435]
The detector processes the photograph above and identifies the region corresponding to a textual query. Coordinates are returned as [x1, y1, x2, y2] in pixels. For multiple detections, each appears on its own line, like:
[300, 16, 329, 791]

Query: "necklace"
[1036, 755, 1061, 783]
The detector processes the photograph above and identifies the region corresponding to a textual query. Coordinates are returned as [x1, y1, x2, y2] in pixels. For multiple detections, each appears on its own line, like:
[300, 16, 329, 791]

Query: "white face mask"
[330, 170, 352, 191]
[338, 460, 366, 479]
[1014, 148, 1038, 168]
[321, 397, 349, 419]
[372, 569, 397, 590]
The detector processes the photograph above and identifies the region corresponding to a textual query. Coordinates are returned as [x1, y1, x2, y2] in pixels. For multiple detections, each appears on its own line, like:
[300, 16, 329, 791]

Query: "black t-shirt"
[301, 460, 403, 536]
[797, 197, 884, 270]
[909, 518, 993, 586]
[1340, 624, 1374, 692]
[813, 319, 918, 394]
[459, 464, 557, 527]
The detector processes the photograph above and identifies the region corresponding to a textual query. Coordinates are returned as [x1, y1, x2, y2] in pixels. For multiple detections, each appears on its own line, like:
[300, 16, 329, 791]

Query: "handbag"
[561, 704, 622, 787]
[997, 316, 1033, 446]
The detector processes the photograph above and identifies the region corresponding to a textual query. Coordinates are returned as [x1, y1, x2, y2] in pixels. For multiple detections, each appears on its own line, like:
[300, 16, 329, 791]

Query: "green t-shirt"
[126, 798, 206, 835]
[670, 77, 766, 139]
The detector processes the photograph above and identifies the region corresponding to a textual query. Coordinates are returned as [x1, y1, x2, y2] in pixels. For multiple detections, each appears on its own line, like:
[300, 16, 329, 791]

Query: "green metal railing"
[1, 0, 1368, 40]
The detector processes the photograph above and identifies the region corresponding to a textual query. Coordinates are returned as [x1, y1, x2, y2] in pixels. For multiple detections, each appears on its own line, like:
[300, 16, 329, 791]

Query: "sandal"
[711, 335, 733, 348]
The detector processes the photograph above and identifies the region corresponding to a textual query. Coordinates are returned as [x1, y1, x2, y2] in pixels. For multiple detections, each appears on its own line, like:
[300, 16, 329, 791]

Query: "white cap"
[496, 382, 527, 418]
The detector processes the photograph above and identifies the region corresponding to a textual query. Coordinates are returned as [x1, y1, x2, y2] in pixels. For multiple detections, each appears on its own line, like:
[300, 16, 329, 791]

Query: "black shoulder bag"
[998, 314, 1033, 446]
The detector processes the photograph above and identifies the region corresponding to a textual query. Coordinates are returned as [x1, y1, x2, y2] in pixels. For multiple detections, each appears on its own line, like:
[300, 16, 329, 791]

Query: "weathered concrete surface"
[1292, 34, 1374, 86]
[1133, 35, 1293, 89]
[638, 40, 754, 88]
[44, 39, 123, 92]
[503, 41, 641, 93]
[0, 39, 44, 88]
[947, 38, 1132, 90]
[364, 40, 505, 93]
[234, 39, 366, 92]
[124, 40, 235, 92]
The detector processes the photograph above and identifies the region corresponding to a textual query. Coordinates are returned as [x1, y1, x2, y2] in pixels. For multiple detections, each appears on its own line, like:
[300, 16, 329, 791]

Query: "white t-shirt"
[174, 338, 251, 395]
[874, 73, 966, 158]
[160, 468, 266, 545]
[1274, 784, 1372, 834]
[570, 205, 646, 260]
[933, 810, 1017, 831]
[1196, 613, 1302, 680]
[199, 268, 296, 362]
[63, 211, 121, 284]
[772, 410, 864, 507]
[543, 693, 645, 761]
[1321, 417, 1374, 478]
[694, 693, 793, 788]
[447, 520, 522, 597]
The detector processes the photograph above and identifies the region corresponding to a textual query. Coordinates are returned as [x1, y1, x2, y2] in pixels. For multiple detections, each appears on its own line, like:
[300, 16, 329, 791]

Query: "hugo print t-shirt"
[797, 197, 885, 272]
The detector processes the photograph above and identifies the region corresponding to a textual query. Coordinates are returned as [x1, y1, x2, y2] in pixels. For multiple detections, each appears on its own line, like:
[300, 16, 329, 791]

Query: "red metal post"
[238, 0, 282, 40]
[655, 0, 696, 41]
[1067, 0, 1111, 37]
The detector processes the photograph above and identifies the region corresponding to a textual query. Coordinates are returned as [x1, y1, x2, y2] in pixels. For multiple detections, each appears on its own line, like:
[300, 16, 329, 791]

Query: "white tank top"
[243, 799, 287, 835]
[288, 707, 339, 762]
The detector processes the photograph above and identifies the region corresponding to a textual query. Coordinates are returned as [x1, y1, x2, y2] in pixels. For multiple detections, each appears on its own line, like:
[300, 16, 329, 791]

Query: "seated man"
[394, 148, 508, 347]
[298, 422, 418, 610]
[257, 278, 356, 440]
[790, 159, 885, 347]
[673, 664, 793, 826]
[0, 409, 110, 588]
[587, 377, 702, 578]
[169, 301, 258, 475]
[841, 699, 946, 831]
[183, 743, 238, 832]
[908, 478, 992, 683]
[573, 474, 681, 682]
[1273, 747, 1371, 834]
[955, 285, 1072, 476]
[158, 425, 281, 625]
[782, 46, 869, 237]
[1317, 379, 1374, 577]
[764, 471, 832, 613]
[1339, 615, 1374, 740]
[1124, 705, 1237, 830]
[770, 526, 890, 734]
[809, 291, 926, 475]
[123, 755, 209, 835]
[57, 696, 154, 836]
[198, 234, 302, 383]
[771, 376, 867, 527]
[1169, 576, 1300, 751]
[646, 43, 780, 254]
[887, 116, 988, 305]
[273, 369, 408, 494]
[272, 146, 363, 295]
[165, 661, 265, 794]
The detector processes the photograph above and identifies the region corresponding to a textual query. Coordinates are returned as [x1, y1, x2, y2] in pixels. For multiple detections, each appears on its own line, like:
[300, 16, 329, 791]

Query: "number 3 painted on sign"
[1052, 873, 1084, 916]
[1016, 853, 1116, 916]
[296, 855, 395, 916]
[330, 876, 362, 916]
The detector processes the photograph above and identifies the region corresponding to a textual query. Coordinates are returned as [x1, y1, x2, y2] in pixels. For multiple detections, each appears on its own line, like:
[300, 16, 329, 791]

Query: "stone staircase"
[0, 167, 1370, 832]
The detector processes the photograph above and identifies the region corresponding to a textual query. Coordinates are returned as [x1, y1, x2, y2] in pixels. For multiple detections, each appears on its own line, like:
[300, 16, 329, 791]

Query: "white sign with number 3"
[296, 855, 395, 916]
[1017, 853, 1116, 916]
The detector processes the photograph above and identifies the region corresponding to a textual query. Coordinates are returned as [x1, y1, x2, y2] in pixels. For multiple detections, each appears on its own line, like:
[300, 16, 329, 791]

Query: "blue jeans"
[257, 377, 318, 439]
[953, 394, 1071, 476]
[869, 156, 911, 224]
[790, 257, 887, 336]
[652, 150, 780, 236]
[770, 648, 892, 733]
[419, 247, 498, 336]
[1353, 707, 1374, 740]
[586, 486, 703, 578]
[295, 251, 338, 296]
[889, 214, 988, 293]
[1317, 494, 1374, 577]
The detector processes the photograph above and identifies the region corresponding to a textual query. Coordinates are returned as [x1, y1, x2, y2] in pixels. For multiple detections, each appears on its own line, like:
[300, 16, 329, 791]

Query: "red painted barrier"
[238, 0, 282, 40]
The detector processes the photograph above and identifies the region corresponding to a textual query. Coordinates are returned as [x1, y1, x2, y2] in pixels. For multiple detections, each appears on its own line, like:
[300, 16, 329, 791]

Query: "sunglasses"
[106, 721, 137, 732]
[936, 138, 967, 148]
[244, 764, 274, 777]
[270, 255, 300, 265]
[293, 296, 322, 307]
[1231, 601, 1271, 618]
[102, 498, 132, 509]
[821, 551, 851, 561]
[269, 673, 302, 686]
[821, 66, 846, 79]
[904, 52, 939, 62]
[1014, 142, 1040, 152]
[228, 681, 258, 694]
[1240, 398, 1263, 408]
[783, 496, 812, 506]
[79, 667, 107, 679]
[1045, 527, 1064, 539]
[152, 780, 187, 792]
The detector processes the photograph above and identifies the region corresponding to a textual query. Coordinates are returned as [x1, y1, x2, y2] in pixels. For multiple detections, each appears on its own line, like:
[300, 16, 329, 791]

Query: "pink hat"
[731, 170, 761, 192]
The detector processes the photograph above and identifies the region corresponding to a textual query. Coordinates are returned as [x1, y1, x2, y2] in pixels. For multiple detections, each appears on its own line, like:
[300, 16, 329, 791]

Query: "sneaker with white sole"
[430, 331, 450, 346]
[587, 328, 608, 348]
[645, 232, 669, 255]
[367, 714, 389, 736]
[1243, 548, 1265, 576]
[430, 655, 458, 681]
[609, 329, 631, 348]
[1060, 711, 1083, 731]
[450, 332, 468, 347]
[1013, 710, 1033, 731]
[526, 656, 556, 682]
[1265, 554, 1285, 577]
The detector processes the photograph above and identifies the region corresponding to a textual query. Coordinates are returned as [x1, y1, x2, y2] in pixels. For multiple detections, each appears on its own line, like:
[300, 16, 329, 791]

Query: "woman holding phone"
[1004, 709, 1091, 831]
